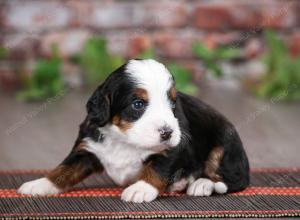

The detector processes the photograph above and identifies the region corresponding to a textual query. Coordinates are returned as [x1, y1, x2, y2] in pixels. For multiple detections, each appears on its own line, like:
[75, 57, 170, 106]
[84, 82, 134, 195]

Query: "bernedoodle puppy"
[18, 59, 249, 203]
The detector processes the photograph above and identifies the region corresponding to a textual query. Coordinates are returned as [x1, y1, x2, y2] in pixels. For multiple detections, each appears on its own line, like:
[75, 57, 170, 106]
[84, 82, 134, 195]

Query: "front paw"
[121, 181, 159, 203]
[187, 178, 214, 196]
[18, 177, 62, 196]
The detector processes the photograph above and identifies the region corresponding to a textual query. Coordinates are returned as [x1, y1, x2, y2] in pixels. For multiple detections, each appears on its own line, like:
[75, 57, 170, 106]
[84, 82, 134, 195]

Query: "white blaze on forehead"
[123, 59, 181, 149]
[126, 59, 173, 94]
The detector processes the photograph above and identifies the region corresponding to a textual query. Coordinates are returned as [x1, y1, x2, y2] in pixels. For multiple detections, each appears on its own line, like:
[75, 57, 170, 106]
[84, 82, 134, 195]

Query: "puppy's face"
[87, 59, 181, 151]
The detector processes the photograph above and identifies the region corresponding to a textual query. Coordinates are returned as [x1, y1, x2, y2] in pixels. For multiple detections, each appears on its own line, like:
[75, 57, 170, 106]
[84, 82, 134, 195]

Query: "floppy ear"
[86, 86, 110, 127]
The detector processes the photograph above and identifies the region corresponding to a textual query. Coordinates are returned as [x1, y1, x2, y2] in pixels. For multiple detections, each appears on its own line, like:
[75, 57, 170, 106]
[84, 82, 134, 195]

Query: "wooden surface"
[0, 84, 299, 169]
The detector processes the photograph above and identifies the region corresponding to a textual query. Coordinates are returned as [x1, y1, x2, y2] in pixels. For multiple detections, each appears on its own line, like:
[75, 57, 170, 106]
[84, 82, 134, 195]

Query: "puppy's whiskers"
[180, 130, 191, 147]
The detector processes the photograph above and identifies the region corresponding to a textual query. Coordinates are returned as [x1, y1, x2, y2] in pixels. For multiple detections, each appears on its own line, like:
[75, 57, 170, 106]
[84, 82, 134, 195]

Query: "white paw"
[214, 181, 228, 194]
[169, 178, 188, 192]
[18, 177, 61, 196]
[187, 178, 214, 196]
[121, 181, 159, 203]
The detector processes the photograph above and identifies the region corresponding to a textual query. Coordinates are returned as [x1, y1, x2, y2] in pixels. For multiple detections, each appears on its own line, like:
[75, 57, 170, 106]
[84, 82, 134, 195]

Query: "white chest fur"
[85, 138, 154, 186]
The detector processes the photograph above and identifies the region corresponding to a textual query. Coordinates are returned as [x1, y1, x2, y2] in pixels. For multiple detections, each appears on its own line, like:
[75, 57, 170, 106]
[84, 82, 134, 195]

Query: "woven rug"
[0, 168, 299, 219]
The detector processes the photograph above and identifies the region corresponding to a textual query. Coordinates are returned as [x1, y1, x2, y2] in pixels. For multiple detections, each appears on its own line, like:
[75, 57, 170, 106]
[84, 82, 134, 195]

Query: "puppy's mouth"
[150, 144, 167, 152]
[152, 142, 175, 152]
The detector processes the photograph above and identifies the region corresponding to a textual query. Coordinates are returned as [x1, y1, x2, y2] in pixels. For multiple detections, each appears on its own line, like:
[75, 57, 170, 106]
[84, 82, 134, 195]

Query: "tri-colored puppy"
[18, 59, 249, 203]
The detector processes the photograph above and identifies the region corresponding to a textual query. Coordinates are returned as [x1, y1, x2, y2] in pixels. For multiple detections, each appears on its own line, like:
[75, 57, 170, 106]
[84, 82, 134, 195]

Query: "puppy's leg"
[121, 162, 168, 203]
[18, 146, 102, 196]
[187, 146, 228, 196]
[215, 144, 250, 193]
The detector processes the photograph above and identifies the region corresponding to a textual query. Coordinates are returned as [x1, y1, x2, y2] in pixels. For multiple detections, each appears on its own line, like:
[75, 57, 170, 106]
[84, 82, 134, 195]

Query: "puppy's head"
[86, 59, 181, 151]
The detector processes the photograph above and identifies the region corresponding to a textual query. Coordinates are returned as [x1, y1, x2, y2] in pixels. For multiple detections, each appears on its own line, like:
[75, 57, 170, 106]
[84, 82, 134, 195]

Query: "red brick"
[64, 0, 94, 27]
[106, 32, 131, 57]
[74, 1, 187, 29]
[193, 1, 297, 30]
[150, 32, 241, 59]
[194, 4, 234, 30]
[201, 33, 240, 49]
[2, 34, 40, 60]
[260, 2, 297, 29]
[106, 31, 152, 58]
[0, 2, 6, 28]
[288, 32, 300, 57]
[0, 62, 20, 90]
[40, 30, 91, 58]
[153, 32, 195, 59]
[5, 1, 72, 31]
[127, 35, 152, 58]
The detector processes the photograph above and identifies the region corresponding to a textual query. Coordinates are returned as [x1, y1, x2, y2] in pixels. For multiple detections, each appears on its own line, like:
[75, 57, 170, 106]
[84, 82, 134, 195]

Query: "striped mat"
[0, 168, 300, 219]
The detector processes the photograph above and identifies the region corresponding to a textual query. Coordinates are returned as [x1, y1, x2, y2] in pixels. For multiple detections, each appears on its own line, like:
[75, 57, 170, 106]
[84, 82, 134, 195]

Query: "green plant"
[79, 37, 124, 86]
[168, 63, 198, 95]
[17, 47, 64, 101]
[254, 30, 300, 100]
[192, 42, 240, 77]
[137, 49, 198, 95]
[0, 47, 9, 59]
[137, 48, 156, 59]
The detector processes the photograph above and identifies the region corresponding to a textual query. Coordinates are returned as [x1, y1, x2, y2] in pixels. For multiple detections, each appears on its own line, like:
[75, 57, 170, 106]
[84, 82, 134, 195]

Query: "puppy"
[18, 59, 249, 203]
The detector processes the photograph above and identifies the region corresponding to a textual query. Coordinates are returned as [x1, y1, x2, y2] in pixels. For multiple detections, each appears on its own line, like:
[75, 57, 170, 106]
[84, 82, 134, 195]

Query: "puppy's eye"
[132, 99, 145, 110]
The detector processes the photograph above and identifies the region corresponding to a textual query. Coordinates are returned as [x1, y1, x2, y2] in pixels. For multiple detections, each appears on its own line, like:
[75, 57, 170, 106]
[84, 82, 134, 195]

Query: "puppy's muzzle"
[159, 126, 173, 142]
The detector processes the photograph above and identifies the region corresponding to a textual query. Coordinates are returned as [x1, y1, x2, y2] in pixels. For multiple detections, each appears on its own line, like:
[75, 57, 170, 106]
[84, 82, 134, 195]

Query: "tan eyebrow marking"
[134, 88, 149, 101]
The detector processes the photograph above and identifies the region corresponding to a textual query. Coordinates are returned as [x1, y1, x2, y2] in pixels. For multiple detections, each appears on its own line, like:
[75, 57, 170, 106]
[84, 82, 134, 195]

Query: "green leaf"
[192, 42, 214, 60]
[206, 61, 223, 77]
[168, 63, 198, 95]
[137, 48, 156, 59]
[254, 30, 300, 101]
[192, 41, 239, 78]
[215, 47, 240, 59]
[0, 47, 9, 59]
[17, 48, 64, 102]
[80, 37, 124, 86]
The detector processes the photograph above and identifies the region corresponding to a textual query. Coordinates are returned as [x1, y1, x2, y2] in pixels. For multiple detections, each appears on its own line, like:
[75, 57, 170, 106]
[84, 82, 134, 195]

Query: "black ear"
[86, 86, 110, 127]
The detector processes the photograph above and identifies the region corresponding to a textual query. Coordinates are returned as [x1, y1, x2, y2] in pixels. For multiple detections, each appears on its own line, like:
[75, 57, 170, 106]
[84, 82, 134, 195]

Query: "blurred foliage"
[79, 37, 124, 86]
[7, 30, 300, 102]
[14, 38, 200, 102]
[254, 30, 300, 101]
[192, 42, 240, 77]
[137, 48, 198, 95]
[137, 48, 156, 59]
[17, 47, 64, 101]
[0, 47, 9, 59]
[168, 63, 198, 95]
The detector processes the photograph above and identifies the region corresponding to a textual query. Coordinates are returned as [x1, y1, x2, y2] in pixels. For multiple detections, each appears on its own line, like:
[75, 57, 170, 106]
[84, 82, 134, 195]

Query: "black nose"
[159, 126, 173, 141]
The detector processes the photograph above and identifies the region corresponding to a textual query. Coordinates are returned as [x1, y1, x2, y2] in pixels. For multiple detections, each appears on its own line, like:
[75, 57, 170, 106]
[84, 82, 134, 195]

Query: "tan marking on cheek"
[112, 115, 132, 132]
[169, 86, 177, 101]
[139, 164, 168, 193]
[204, 146, 224, 182]
[135, 88, 148, 101]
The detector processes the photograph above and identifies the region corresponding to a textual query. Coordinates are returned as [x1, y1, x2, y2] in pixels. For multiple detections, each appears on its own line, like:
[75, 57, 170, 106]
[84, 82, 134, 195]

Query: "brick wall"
[1, 0, 300, 89]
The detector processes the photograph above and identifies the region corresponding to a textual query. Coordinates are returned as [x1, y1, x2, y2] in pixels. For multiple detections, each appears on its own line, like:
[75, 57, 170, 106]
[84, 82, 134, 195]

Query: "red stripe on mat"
[1, 187, 300, 198]
[1, 209, 300, 217]
[0, 167, 299, 174]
